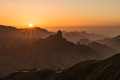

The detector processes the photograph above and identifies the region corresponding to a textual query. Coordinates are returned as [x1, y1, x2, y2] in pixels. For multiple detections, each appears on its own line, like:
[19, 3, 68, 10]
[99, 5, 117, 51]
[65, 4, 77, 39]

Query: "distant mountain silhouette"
[78, 39, 117, 58]
[0, 25, 106, 44]
[0, 30, 100, 76]
[0, 25, 17, 37]
[78, 38, 91, 45]
[0, 25, 54, 38]
[88, 42, 117, 58]
[98, 35, 120, 52]
[0, 25, 17, 30]
[4, 53, 120, 80]
[0, 25, 54, 47]
[63, 31, 106, 43]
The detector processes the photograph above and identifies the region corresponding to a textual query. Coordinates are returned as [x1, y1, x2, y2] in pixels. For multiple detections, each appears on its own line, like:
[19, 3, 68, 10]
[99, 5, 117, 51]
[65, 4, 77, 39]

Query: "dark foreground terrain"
[3, 53, 120, 80]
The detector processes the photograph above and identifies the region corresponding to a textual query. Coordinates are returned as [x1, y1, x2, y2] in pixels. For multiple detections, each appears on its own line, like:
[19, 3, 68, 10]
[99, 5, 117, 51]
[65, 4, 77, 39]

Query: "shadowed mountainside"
[4, 53, 120, 80]
[0, 30, 100, 76]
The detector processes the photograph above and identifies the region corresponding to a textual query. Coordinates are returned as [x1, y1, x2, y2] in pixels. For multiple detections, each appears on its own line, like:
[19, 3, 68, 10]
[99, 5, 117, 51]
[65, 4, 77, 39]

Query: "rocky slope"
[4, 53, 120, 80]
[0, 30, 100, 76]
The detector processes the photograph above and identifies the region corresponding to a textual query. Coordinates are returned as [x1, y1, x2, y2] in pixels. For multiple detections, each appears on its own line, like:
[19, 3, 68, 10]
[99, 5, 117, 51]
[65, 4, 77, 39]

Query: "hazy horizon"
[1, 0, 120, 37]
[34, 26, 120, 37]
[1, 24, 120, 37]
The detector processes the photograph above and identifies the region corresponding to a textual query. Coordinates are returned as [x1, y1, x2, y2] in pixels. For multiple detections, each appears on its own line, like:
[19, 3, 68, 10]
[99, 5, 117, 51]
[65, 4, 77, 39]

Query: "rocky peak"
[56, 30, 62, 38]
[47, 30, 63, 40]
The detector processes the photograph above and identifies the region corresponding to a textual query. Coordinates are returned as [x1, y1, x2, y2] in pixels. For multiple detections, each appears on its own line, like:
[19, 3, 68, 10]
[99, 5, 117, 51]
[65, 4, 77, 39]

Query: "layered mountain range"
[0, 25, 120, 78]
[0, 29, 100, 76]
[0, 25, 106, 44]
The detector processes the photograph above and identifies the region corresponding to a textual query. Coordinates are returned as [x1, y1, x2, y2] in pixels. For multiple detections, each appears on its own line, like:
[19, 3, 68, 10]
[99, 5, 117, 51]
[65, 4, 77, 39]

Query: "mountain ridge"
[0, 30, 100, 76]
[4, 53, 120, 80]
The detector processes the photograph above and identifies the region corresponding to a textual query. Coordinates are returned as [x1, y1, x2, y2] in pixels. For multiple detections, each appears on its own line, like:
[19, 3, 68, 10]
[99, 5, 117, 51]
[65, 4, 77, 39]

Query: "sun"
[29, 24, 33, 28]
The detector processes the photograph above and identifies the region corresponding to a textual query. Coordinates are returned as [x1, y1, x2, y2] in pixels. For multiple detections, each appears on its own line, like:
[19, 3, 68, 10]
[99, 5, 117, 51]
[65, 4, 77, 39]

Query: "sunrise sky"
[0, 0, 120, 28]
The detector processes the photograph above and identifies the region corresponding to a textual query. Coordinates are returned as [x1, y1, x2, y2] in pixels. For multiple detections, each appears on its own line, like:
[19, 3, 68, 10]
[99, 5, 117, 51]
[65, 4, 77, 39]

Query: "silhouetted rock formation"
[47, 30, 62, 40]
[56, 30, 62, 38]
[0, 30, 100, 76]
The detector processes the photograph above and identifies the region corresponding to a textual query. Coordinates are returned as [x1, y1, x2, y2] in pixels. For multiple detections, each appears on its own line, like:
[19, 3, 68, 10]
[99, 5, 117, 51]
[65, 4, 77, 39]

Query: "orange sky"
[0, 0, 120, 28]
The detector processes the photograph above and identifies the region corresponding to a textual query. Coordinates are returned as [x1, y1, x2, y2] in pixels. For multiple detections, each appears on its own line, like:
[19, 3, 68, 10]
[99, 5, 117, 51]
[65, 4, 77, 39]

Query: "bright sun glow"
[29, 24, 33, 27]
